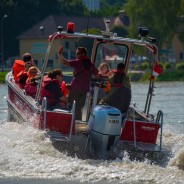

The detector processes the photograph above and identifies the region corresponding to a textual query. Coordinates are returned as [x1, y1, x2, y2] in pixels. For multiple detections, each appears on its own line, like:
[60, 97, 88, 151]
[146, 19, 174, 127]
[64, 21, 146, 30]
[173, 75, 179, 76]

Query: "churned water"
[0, 82, 184, 184]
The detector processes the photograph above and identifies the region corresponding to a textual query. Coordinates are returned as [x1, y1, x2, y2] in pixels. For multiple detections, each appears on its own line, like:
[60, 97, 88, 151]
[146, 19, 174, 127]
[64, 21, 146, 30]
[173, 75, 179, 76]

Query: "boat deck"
[75, 121, 88, 134]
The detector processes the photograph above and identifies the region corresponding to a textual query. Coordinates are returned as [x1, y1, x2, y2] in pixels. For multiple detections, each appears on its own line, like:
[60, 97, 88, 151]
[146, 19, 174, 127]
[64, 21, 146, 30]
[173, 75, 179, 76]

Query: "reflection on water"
[0, 82, 184, 183]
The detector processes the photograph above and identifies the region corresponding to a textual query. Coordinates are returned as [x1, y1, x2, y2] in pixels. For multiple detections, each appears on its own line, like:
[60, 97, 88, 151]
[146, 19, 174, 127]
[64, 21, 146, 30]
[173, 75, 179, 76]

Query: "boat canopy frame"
[35, 30, 159, 117]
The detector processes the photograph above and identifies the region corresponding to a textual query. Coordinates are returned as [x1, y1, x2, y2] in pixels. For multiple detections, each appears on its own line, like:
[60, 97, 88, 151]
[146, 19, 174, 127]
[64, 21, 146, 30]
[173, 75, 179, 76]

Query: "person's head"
[28, 66, 38, 77]
[117, 63, 125, 71]
[22, 53, 34, 65]
[48, 69, 63, 84]
[24, 61, 33, 72]
[98, 62, 110, 75]
[76, 47, 87, 58]
[22, 53, 32, 62]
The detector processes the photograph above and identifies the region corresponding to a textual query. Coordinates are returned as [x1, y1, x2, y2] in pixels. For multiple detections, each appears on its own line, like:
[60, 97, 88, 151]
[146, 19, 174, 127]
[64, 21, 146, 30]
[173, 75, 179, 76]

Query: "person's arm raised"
[58, 46, 70, 66]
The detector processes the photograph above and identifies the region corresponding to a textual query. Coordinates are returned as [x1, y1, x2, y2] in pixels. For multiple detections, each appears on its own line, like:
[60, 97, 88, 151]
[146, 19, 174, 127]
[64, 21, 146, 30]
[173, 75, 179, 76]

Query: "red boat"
[6, 22, 164, 159]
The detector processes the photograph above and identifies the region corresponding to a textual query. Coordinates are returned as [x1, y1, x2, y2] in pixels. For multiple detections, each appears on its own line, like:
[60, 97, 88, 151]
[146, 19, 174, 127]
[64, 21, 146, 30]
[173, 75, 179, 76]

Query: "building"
[17, 15, 104, 69]
[17, 13, 129, 70]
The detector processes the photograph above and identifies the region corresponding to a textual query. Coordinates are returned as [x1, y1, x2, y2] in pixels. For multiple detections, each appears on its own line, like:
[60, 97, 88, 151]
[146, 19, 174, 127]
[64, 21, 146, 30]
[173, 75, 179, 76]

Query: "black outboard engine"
[87, 105, 122, 159]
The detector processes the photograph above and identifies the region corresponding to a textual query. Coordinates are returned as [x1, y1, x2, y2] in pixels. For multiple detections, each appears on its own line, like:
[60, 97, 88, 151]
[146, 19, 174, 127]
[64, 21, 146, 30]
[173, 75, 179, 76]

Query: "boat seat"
[127, 106, 151, 121]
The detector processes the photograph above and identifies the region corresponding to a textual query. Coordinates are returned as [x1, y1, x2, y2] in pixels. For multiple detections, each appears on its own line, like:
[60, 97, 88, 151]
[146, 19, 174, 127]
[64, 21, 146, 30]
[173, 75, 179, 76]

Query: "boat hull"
[5, 71, 165, 160]
[121, 120, 160, 144]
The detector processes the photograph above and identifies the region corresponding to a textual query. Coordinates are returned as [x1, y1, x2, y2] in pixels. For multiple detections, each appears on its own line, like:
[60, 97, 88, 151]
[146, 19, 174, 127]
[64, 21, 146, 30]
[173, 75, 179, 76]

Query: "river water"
[0, 82, 184, 184]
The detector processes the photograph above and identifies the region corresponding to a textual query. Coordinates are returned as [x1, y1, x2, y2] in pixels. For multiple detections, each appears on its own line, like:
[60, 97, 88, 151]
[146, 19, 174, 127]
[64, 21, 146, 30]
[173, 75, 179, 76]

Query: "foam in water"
[0, 121, 184, 183]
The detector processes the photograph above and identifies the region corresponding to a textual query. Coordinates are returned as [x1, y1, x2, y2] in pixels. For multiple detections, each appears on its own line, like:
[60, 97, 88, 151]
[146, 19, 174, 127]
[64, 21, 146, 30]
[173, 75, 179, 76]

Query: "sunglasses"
[76, 52, 81, 55]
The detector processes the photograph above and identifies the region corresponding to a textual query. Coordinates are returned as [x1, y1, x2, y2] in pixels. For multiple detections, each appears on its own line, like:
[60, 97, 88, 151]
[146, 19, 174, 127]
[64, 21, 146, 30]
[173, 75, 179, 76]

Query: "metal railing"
[155, 110, 164, 151]
[41, 98, 76, 141]
[122, 107, 137, 147]
[122, 107, 164, 151]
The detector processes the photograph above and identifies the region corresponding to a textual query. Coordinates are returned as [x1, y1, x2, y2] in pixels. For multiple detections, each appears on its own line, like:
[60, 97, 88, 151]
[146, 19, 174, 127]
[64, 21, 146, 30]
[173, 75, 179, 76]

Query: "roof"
[18, 15, 108, 39]
[17, 13, 129, 39]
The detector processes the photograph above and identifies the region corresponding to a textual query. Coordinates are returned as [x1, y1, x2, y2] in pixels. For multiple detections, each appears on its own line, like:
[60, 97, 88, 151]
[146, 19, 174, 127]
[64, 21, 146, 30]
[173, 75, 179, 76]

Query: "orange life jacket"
[17, 71, 28, 88]
[12, 60, 25, 83]
[104, 81, 111, 93]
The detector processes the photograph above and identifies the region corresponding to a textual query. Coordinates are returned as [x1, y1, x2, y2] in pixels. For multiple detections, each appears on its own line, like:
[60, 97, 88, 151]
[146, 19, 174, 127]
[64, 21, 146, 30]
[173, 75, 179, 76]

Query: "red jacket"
[25, 81, 37, 98]
[61, 81, 69, 97]
[40, 76, 61, 105]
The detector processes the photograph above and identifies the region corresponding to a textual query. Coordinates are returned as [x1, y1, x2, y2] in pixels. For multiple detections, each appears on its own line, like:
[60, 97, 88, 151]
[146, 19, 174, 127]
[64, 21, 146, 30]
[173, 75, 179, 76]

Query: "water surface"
[0, 82, 184, 184]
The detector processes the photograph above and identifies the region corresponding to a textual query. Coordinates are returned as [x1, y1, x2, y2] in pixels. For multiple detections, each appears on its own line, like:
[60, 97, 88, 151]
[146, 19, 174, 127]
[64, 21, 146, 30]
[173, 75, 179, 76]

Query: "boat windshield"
[94, 42, 128, 70]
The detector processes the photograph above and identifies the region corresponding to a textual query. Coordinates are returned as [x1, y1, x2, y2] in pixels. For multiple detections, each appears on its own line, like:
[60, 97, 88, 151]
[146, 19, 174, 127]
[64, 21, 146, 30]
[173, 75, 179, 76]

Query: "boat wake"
[0, 121, 184, 183]
[164, 125, 184, 170]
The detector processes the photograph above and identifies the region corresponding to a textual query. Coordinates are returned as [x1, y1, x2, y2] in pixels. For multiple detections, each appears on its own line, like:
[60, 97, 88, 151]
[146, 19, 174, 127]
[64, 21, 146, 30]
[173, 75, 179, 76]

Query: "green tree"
[101, 0, 126, 6]
[124, 0, 182, 51]
[0, 0, 88, 60]
[1, 0, 61, 59]
[90, 0, 126, 16]
[58, 0, 88, 16]
[177, 1, 184, 48]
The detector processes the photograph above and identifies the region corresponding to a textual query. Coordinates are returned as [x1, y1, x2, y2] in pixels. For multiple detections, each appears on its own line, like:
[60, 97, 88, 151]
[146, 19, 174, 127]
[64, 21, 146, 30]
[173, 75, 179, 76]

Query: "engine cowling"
[88, 105, 122, 159]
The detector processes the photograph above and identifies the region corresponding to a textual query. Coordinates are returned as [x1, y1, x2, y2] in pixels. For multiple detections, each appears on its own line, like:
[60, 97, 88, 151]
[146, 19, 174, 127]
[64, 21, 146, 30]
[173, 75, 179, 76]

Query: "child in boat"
[98, 62, 112, 79]
[26, 66, 39, 82]
[17, 61, 33, 88]
[24, 66, 40, 98]
[99, 63, 131, 117]
[40, 69, 67, 110]
[12, 53, 35, 83]
[97, 62, 112, 101]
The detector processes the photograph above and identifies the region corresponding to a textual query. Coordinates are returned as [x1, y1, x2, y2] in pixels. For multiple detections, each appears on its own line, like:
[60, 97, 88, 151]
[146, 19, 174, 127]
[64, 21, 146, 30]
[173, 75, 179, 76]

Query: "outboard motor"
[87, 105, 122, 159]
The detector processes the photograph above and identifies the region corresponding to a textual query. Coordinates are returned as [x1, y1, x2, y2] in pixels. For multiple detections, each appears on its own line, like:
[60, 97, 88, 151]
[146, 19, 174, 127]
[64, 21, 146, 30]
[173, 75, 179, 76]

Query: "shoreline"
[0, 70, 184, 83]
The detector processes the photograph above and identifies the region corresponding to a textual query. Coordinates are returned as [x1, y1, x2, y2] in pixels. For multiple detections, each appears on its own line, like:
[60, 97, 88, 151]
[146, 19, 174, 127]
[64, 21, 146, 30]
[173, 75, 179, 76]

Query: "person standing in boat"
[58, 46, 100, 120]
[99, 63, 131, 118]
[40, 69, 67, 110]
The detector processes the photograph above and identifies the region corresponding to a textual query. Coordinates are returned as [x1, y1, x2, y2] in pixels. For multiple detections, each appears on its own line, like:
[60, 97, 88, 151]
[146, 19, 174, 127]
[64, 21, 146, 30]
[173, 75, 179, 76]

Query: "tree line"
[125, 0, 184, 53]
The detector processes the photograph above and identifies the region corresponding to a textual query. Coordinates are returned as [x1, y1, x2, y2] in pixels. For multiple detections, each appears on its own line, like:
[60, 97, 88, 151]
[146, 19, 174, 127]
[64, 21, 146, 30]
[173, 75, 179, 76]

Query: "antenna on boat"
[86, 15, 89, 35]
